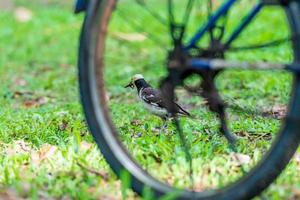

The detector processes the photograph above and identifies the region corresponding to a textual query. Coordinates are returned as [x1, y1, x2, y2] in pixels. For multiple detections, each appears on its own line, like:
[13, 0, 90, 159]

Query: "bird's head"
[125, 74, 144, 89]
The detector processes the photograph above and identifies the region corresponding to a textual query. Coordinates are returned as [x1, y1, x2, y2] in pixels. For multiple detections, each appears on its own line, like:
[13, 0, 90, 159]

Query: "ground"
[0, 1, 300, 199]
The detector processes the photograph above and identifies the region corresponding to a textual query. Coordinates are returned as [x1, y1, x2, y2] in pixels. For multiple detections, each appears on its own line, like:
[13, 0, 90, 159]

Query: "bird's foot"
[152, 124, 168, 134]
[132, 132, 143, 138]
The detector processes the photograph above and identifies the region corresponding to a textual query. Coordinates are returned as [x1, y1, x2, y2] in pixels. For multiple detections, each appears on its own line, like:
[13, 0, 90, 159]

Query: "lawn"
[0, 0, 300, 199]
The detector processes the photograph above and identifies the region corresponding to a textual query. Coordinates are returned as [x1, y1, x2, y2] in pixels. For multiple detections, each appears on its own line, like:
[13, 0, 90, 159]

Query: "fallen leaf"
[105, 92, 111, 101]
[23, 96, 49, 108]
[230, 153, 251, 166]
[77, 162, 109, 181]
[14, 7, 32, 22]
[13, 77, 27, 86]
[6, 140, 32, 156]
[0, 0, 14, 11]
[23, 100, 37, 108]
[293, 152, 300, 164]
[58, 120, 68, 131]
[130, 119, 142, 126]
[17, 140, 31, 152]
[12, 91, 34, 99]
[31, 144, 57, 166]
[30, 151, 40, 166]
[0, 189, 21, 200]
[38, 144, 57, 161]
[290, 187, 300, 200]
[236, 131, 272, 141]
[271, 105, 287, 119]
[148, 153, 162, 163]
[80, 141, 92, 152]
[37, 96, 49, 105]
[112, 32, 146, 42]
[132, 132, 142, 138]
[99, 195, 119, 200]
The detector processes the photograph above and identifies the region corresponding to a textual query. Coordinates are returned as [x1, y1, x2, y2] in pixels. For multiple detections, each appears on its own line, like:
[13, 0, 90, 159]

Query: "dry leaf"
[112, 32, 146, 42]
[0, 0, 14, 11]
[293, 153, 300, 164]
[0, 189, 21, 200]
[132, 132, 142, 138]
[13, 77, 27, 86]
[23, 96, 49, 108]
[80, 141, 92, 152]
[272, 105, 287, 119]
[58, 120, 68, 131]
[23, 100, 37, 108]
[290, 187, 300, 200]
[77, 162, 109, 181]
[231, 153, 251, 166]
[38, 144, 57, 161]
[37, 96, 49, 105]
[14, 7, 32, 22]
[130, 119, 142, 126]
[31, 144, 57, 166]
[30, 151, 40, 166]
[12, 91, 34, 99]
[105, 92, 111, 101]
[6, 140, 32, 156]
[100, 195, 119, 200]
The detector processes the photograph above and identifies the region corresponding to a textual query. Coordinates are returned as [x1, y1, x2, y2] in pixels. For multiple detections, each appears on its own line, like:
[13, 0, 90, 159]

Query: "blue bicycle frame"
[74, 0, 89, 13]
[184, 0, 297, 72]
[185, 0, 263, 50]
[75, 0, 296, 72]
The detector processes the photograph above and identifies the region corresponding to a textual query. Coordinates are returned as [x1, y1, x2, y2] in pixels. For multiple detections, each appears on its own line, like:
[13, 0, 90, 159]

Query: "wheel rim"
[80, 0, 300, 199]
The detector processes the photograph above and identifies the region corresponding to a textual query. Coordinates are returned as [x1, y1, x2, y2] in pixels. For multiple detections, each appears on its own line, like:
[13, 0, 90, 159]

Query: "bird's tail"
[175, 103, 191, 117]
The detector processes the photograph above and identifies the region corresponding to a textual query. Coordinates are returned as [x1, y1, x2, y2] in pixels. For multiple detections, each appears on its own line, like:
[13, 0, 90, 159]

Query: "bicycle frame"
[74, 0, 89, 13]
[185, 0, 299, 72]
[185, 0, 264, 50]
[75, 0, 296, 71]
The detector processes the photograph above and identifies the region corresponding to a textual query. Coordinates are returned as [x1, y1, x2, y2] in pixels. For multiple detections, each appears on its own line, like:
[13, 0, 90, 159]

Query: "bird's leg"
[161, 116, 168, 130]
[153, 116, 168, 133]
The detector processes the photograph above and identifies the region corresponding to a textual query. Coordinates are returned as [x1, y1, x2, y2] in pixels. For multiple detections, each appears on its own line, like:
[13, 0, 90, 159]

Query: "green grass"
[0, 0, 300, 199]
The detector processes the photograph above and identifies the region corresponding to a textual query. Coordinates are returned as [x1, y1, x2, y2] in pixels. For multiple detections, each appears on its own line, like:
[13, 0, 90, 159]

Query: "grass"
[0, 0, 299, 199]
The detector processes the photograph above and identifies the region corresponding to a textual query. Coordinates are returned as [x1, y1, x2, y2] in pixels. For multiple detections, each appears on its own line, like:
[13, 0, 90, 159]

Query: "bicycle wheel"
[78, 0, 300, 199]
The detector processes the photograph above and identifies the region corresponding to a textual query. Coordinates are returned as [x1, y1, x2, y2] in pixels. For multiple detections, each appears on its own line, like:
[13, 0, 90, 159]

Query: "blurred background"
[0, 0, 299, 199]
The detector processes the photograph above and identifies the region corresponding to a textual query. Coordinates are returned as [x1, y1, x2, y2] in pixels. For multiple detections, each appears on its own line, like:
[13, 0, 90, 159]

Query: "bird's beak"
[125, 82, 134, 89]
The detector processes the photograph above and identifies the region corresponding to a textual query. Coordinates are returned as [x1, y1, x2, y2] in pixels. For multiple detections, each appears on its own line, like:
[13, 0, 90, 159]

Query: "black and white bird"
[125, 74, 190, 129]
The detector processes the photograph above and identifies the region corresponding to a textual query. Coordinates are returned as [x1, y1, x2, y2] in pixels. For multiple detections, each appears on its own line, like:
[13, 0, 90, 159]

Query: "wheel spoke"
[160, 76, 195, 191]
[183, 0, 195, 27]
[86, 0, 300, 196]
[184, 84, 285, 119]
[135, 0, 167, 26]
[168, 0, 175, 27]
[228, 36, 293, 51]
[225, 100, 285, 120]
[173, 118, 195, 191]
[218, 100, 248, 175]
[207, 0, 214, 43]
[226, 103, 281, 120]
[103, 54, 165, 68]
[116, 6, 169, 50]
[207, 0, 228, 43]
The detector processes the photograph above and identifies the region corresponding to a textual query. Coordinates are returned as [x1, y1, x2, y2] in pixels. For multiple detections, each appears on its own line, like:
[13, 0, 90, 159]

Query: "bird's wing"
[141, 87, 190, 116]
[175, 103, 190, 116]
[140, 87, 166, 108]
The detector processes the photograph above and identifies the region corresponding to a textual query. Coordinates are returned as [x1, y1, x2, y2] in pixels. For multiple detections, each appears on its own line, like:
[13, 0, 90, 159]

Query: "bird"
[125, 74, 190, 130]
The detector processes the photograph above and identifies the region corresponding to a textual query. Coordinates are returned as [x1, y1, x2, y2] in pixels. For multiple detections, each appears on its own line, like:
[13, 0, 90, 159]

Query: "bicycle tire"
[78, 0, 300, 199]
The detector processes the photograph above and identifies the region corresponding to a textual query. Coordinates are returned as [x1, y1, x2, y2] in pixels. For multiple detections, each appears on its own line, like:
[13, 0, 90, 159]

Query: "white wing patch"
[138, 88, 167, 117]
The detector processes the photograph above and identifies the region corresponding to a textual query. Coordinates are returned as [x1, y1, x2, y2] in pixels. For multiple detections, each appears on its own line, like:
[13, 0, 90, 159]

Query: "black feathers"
[126, 74, 190, 118]
[138, 84, 190, 117]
